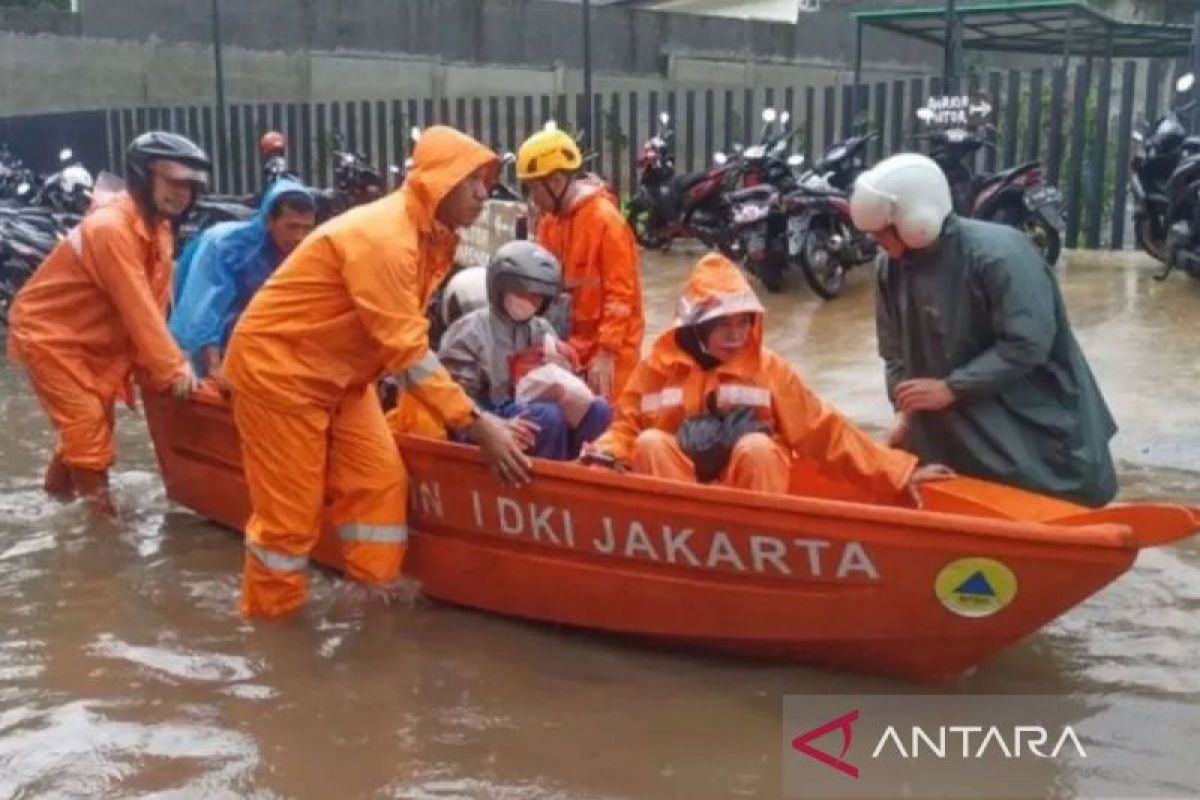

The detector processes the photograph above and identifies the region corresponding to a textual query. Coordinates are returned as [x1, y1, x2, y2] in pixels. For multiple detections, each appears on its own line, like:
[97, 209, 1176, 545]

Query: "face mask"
[503, 294, 540, 322]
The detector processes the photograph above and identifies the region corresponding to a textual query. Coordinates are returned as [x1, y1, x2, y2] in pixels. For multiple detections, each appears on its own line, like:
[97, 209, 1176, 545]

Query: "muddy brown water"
[0, 251, 1197, 799]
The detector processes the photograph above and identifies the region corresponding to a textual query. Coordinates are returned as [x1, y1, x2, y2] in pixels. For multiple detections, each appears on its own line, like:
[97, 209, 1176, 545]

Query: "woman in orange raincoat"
[6, 132, 209, 515]
[583, 252, 949, 503]
[223, 126, 530, 620]
[517, 128, 644, 401]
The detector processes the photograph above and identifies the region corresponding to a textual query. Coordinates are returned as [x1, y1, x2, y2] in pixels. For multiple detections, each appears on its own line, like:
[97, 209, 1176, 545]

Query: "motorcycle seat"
[4, 222, 57, 254]
[672, 171, 712, 193]
[727, 185, 777, 204]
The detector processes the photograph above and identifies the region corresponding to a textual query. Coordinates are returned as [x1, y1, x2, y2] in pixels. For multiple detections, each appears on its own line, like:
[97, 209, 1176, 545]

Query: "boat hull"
[142, 385, 1154, 682]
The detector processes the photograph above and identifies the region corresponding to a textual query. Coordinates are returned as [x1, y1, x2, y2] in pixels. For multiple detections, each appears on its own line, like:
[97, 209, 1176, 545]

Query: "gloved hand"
[578, 443, 627, 473]
[587, 350, 616, 398]
[170, 363, 200, 400]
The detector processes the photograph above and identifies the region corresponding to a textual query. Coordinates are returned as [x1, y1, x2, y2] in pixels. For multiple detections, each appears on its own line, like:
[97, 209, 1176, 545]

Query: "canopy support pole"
[852, 19, 863, 124]
[943, 0, 960, 92]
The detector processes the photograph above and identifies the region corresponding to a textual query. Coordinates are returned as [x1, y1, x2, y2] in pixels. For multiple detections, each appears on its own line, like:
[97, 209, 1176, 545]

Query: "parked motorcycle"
[778, 131, 880, 299]
[626, 111, 745, 257]
[1131, 72, 1200, 267]
[723, 109, 813, 293]
[916, 106, 1063, 265]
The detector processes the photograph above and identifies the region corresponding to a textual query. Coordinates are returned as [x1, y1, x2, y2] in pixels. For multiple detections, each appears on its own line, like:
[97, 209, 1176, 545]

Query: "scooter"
[916, 106, 1064, 265]
[1131, 72, 1200, 265]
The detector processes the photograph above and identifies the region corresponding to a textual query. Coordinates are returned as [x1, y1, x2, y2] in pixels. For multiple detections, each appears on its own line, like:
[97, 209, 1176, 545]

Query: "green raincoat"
[875, 216, 1117, 507]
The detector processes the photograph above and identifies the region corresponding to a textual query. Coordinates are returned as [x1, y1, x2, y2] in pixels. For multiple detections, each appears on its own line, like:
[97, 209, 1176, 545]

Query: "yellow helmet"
[517, 129, 583, 181]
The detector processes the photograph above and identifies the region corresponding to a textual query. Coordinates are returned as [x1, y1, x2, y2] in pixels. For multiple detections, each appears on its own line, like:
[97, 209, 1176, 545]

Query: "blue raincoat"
[170, 179, 312, 374]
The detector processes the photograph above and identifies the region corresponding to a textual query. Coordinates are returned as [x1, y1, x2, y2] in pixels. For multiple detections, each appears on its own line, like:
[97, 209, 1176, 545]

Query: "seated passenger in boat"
[583, 251, 948, 501]
[170, 178, 316, 387]
[851, 153, 1117, 507]
[438, 240, 612, 460]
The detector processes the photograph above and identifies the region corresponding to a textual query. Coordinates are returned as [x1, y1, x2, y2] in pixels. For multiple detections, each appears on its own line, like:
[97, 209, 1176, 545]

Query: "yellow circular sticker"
[935, 557, 1018, 618]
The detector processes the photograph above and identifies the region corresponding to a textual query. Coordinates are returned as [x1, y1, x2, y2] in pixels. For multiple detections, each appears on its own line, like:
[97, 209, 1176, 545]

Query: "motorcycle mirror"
[787, 154, 805, 167]
[916, 107, 935, 122]
[659, 112, 670, 126]
[713, 152, 728, 165]
[59, 148, 73, 162]
[733, 143, 744, 153]
[543, 119, 558, 132]
[410, 126, 422, 143]
[780, 111, 791, 126]
[761, 108, 777, 123]
[501, 151, 516, 165]
[1177, 73, 1195, 93]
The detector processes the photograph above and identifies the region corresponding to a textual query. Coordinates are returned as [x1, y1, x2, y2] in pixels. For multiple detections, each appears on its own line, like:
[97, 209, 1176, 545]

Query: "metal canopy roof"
[854, 1, 1193, 58]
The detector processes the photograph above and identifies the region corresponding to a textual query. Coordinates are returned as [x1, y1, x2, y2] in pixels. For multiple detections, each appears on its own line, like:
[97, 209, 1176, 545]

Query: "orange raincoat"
[223, 126, 496, 618]
[536, 182, 644, 399]
[7, 192, 186, 471]
[592, 253, 918, 499]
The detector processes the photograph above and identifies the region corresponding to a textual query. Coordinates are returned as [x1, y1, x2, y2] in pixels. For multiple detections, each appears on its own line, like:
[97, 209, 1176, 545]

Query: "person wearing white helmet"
[850, 153, 1118, 507]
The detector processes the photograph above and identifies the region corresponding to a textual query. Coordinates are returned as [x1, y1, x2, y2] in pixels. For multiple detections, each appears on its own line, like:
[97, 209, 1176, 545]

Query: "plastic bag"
[508, 333, 580, 387]
[676, 393, 771, 483]
[514, 336, 595, 427]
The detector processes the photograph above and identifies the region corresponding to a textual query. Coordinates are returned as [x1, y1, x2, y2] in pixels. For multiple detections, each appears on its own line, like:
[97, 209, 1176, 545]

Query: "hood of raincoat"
[659, 252, 765, 369]
[403, 125, 499, 234]
[170, 178, 314, 365]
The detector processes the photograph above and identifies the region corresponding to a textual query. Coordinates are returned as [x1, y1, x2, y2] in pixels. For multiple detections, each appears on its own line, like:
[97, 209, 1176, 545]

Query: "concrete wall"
[74, 0, 943, 73]
[0, 7, 80, 37]
[0, 27, 938, 117]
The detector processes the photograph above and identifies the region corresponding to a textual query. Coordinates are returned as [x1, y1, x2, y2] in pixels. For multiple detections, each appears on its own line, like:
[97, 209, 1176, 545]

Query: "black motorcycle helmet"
[125, 131, 211, 217]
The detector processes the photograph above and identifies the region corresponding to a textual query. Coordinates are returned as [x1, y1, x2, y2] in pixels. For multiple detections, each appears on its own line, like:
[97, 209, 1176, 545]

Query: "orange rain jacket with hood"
[592, 253, 919, 501]
[535, 180, 644, 398]
[224, 127, 495, 429]
[223, 126, 497, 619]
[6, 192, 187, 469]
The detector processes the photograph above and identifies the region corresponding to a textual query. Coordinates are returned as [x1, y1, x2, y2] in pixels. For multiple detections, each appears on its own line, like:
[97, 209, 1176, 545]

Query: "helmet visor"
[152, 159, 209, 185]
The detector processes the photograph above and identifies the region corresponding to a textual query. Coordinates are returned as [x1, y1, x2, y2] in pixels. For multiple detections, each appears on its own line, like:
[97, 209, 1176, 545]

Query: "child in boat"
[582, 251, 949, 502]
[439, 240, 613, 460]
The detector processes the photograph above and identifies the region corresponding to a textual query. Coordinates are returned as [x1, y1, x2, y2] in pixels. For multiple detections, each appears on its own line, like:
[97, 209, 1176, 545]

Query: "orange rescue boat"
[141, 383, 1200, 683]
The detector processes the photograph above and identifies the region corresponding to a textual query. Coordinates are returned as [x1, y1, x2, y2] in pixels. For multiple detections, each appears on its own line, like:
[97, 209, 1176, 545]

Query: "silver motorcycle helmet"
[486, 240, 564, 321]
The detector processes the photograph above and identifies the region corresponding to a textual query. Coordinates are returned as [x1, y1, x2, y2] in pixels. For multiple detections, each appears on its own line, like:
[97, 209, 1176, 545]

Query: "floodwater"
[1, 251, 1198, 799]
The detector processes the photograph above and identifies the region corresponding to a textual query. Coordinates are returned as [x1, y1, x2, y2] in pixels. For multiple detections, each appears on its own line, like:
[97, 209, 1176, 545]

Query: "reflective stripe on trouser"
[233, 383, 408, 619]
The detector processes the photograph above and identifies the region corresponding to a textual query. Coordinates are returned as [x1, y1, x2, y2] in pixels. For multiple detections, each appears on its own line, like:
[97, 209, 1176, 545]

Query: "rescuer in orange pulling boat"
[517, 127, 645, 401]
[582, 252, 950, 503]
[223, 126, 531, 619]
[7, 132, 210, 517]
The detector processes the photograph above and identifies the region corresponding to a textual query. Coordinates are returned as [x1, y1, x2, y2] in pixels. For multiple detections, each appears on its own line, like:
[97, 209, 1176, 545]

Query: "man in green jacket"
[850, 153, 1117, 507]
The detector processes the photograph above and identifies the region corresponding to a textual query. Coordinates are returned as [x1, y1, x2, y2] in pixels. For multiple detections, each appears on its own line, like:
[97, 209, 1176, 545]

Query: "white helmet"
[440, 267, 488, 328]
[850, 153, 952, 250]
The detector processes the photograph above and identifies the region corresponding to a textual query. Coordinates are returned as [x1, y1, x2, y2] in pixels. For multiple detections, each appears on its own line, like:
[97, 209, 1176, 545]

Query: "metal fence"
[2, 60, 1185, 250]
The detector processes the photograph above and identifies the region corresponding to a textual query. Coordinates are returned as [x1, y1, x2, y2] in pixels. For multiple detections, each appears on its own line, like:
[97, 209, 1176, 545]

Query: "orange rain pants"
[7, 192, 186, 472]
[631, 429, 791, 494]
[233, 383, 408, 618]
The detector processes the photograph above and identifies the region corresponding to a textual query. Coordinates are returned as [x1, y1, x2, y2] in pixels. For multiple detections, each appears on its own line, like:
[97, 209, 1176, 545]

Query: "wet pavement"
[0, 250, 1198, 799]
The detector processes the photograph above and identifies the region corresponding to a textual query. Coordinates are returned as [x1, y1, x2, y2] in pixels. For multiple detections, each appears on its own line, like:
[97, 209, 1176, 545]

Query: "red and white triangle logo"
[790, 709, 860, 779]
